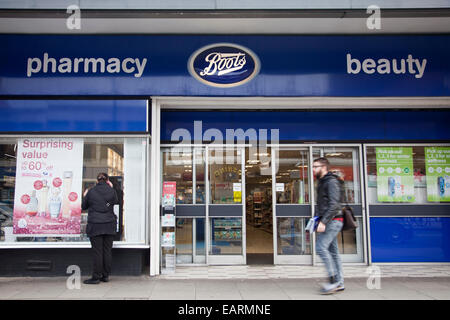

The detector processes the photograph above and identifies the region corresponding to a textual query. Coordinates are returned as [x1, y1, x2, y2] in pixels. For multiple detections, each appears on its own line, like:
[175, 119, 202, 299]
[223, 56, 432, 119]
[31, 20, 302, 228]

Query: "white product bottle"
[61, 171, 73, 219]
[394, 176, 402, 198]
[49, 187, 61, 219]
[38, 180, 49, 217]
[26, 190, 38, 217]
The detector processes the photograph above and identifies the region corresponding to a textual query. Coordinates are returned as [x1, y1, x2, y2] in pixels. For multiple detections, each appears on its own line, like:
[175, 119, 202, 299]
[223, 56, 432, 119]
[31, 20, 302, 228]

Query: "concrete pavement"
[1, 264, 450, 300]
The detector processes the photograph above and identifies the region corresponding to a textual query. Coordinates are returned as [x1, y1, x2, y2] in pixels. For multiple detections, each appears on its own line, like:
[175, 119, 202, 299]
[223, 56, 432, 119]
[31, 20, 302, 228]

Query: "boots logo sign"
[188, 43, 260, 88]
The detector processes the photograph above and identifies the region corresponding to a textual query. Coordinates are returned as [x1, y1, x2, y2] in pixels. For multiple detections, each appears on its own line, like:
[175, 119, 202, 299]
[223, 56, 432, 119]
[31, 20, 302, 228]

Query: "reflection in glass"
[195, 218, 206, 256]
[176, 218, 193, 264]
[0, 141, 16, 243]
[277, 217, 311, 255]
[210, 218, 242, 255]
[313, 147, 361, 204]
[162, 148, 193, 204]
[195, 149, 206, 204]
[209, 148, 242, 204]
[275, 149, 310, 204]
[337, 219, 359, 254]
[174, 218, 206, 264]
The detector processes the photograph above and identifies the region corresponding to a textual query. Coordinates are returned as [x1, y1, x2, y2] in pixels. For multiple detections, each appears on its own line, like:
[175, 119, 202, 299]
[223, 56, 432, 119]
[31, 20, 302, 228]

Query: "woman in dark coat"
[82, 172, 119, 284]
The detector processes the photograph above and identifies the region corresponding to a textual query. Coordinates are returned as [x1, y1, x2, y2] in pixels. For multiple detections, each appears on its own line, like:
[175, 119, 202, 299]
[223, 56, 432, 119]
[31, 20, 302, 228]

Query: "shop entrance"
[245, 148, 274, 264]
[161, 143, 365, 267]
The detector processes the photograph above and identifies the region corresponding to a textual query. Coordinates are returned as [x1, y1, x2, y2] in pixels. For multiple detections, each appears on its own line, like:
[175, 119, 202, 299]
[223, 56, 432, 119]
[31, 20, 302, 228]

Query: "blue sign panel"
[0, 100, 147, 132]
[161, 110, 450, 142]
[370, 217, 450, 262]
[1, 35, 450, 96]
[188, 43, 260, 88]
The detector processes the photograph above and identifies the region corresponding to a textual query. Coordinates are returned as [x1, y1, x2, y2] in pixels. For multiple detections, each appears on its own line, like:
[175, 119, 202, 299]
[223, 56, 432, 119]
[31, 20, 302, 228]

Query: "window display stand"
[253, 191, 263, 227]
[160, 204, 176, 274]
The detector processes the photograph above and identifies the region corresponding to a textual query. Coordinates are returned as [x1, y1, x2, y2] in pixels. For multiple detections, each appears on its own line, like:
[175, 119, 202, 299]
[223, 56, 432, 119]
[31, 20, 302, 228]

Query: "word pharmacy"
[26, 53, 148, 78]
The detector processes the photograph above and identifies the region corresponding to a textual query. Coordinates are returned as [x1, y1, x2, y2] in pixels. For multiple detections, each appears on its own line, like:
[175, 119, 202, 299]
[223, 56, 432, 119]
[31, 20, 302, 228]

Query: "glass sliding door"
[273, 147, 312, 264]
[207, 146, 246, 265]
[312, 146, 365, 263]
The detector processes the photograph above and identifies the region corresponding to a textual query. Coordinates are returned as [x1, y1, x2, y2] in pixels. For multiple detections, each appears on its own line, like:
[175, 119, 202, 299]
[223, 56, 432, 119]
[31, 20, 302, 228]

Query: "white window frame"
[0, 134, 150, 249]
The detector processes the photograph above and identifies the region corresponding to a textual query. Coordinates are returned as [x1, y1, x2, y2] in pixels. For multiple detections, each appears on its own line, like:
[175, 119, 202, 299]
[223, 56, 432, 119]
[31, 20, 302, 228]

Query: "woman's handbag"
[342, 205, 358, 231]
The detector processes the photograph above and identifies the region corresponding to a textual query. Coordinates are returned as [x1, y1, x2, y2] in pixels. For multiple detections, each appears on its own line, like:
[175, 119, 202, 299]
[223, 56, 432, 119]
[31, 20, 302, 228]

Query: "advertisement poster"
[233, 183, 242, 203]
[425, 147, 450, 202]
[161, 214, 175, 227]
[161, 232, 175, 247]
[13, 138, 84, 236]
[376, 147, 415, 202]
[162, 181, 176, 207]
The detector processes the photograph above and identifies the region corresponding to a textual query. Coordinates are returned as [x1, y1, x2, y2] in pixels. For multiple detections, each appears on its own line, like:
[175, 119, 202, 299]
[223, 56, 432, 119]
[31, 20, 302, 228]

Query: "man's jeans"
[316, 220, 344, 285]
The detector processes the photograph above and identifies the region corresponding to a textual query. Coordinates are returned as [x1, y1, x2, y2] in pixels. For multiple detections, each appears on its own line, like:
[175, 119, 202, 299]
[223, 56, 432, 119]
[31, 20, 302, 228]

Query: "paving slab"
[150, 280, 196, 300]
[195, 280, 243, 300]
[235, 279, 291, 300]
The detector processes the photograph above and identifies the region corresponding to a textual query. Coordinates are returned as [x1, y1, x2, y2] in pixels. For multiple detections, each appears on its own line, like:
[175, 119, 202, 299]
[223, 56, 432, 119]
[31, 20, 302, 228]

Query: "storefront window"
[366, 146, 450, 204]
[275, 149, 310, 204]
[210, 217, 242, 255]
[209, 148, 242, 204]
[277, 217, 311, 255]
[0, 137, 147, 244]
[162, 148, 193, 204]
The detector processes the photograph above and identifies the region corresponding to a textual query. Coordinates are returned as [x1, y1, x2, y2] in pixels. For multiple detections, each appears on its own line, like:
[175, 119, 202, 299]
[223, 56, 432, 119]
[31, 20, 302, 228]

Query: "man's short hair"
[97, 172, 109, 182]
[313, 157, 330, 170]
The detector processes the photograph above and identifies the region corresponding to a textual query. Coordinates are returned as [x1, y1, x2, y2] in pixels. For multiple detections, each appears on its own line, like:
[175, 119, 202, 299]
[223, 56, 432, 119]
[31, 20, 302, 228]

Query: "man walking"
[313, 157, 345, 294]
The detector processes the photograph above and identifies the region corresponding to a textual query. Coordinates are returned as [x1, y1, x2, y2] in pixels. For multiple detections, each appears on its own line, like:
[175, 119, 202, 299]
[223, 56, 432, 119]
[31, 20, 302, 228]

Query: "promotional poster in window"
[12, 138, 84, 236]
[375, 147, 415, 202]
[425, 147, 450, 202]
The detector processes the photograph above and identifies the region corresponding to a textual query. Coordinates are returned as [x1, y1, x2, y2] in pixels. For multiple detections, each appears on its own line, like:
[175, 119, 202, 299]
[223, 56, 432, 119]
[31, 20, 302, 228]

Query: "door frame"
[269, 143, 368, 265]
[160, 143, 368, 266]
[271, 145, 312, 264]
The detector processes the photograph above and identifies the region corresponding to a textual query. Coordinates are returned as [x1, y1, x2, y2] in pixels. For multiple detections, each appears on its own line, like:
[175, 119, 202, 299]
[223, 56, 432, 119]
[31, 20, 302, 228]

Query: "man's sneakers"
[320, 281, 340, 295]
[319, 276, 344, 295]
[336, 284, 345, 292]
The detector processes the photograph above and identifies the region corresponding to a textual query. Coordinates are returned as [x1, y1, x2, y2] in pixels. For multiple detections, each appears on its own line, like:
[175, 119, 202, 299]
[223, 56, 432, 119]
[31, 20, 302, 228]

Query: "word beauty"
[27, 53, 147, 78]
[347, 53, 427, 79]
